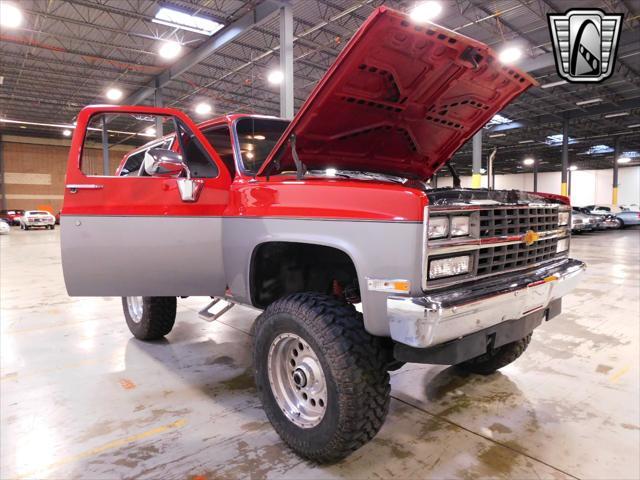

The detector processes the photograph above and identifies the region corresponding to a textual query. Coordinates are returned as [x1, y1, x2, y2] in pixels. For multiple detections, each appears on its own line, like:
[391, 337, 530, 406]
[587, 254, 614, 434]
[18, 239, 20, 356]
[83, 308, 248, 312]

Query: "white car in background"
[19, 211, 56, 230]
[0, 219, 10, 235]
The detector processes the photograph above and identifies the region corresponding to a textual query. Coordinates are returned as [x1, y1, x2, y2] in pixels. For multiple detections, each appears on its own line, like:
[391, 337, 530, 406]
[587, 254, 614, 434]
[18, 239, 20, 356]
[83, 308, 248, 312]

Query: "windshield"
[29, 211, 50, 215]
[235, 118, 289, 173]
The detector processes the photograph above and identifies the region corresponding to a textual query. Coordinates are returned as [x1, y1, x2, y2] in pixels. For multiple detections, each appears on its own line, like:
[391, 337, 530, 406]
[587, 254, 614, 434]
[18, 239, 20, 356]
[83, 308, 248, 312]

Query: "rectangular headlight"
[556, 237, 570, 253]
[429, 255, 471, 279]
[428, 217, 449, 239]
[558, 211, 569, 226]
[450, 216, 470, 237]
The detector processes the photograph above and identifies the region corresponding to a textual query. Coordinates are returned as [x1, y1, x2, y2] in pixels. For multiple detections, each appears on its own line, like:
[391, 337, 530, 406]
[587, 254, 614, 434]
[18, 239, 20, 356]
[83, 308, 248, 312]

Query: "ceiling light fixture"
[569, 165, 578, 171]
[627, 124, 640, 128]
[604, 111, 629, 118]
[63, 129, 72, 137]
[159, 40, 182, 59]
[106, 88, 123, 101]
[144, 127, 156, 136]
[195, 102, 212, 115]
[498, 46, 522, 64]
[409, 1, 443, 23]
[0, 2, 23, 28]
[523, 158, 535, 166]
[253, 135, 266, 140]
[267, 70, 284, 85]
[575, 98, 602, 106]
[489, 133, 506, 138]
[618, 157, 631, 164]
[153, 7, 224, 36]
[541, 80, 567, 89]
[518, 139, 535, 144]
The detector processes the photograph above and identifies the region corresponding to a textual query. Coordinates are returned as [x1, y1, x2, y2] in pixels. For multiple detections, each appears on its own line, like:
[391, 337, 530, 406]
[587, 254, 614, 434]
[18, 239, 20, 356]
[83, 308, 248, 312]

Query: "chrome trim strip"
[66, 184, 104, 189]
[429, 203, 560, 212]
[427, 228, 570, 255]
[389, 258, 586, 348]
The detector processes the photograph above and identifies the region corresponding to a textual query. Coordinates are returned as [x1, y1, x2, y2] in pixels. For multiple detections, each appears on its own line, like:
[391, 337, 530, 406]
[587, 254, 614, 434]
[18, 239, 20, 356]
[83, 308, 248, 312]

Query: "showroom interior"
[1, 0, 639, 478]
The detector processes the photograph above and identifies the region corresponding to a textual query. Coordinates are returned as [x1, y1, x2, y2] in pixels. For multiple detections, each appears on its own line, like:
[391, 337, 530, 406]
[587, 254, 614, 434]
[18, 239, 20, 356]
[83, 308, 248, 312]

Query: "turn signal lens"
[367, 279, 411, 294]
[428, 217, 449, 239]
[429, 255, 471, 279]
[451, 216, 470, 237]
[558, 211, 570, 226]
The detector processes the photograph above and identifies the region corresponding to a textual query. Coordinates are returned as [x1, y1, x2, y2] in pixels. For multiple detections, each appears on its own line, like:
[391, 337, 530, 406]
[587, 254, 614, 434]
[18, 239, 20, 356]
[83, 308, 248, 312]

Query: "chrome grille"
[477, 237, 559, 276]
[479, 207, 558, 238]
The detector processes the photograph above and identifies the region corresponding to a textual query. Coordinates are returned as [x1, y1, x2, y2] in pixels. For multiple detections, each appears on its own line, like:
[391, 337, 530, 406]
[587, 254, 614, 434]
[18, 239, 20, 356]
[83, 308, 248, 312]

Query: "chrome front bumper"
[388, 258, 586, 348]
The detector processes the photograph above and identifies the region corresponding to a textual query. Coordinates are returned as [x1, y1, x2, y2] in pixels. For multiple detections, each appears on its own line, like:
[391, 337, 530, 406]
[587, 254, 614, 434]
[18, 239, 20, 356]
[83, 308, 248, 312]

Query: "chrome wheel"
[267, 333, 327, 428]
[126, 296, 144, 323]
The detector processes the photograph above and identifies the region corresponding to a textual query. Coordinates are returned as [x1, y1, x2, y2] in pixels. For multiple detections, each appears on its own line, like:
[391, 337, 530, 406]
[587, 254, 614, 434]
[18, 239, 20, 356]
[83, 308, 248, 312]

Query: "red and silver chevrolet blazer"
[61, 7, 585, 463]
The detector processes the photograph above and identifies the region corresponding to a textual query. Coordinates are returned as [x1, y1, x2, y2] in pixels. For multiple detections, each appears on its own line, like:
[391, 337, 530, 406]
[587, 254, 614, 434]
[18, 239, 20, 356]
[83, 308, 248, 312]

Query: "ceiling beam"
[122, 0, 282, 105]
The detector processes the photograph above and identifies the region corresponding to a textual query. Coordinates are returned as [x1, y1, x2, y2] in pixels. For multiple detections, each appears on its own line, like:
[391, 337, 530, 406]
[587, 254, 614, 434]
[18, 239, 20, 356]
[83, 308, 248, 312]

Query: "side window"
[120, 151, 145, 176]
[81, 113, 175, 176]
[203, 127, 235, 177]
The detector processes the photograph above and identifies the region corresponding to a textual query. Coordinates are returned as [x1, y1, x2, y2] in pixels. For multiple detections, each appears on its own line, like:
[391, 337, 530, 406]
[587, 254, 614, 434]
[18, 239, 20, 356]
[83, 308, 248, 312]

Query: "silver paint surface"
[2, 227, 638, 479]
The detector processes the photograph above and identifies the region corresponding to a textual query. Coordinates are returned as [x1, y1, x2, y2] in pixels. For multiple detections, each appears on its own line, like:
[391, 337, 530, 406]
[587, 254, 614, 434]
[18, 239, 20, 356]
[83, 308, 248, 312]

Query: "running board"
[199, 297, 235, 322]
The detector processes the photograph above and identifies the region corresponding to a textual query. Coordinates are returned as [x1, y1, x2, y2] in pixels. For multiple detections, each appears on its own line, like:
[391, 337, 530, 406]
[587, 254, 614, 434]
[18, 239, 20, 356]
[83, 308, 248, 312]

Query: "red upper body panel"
[258, 6, 537, 180]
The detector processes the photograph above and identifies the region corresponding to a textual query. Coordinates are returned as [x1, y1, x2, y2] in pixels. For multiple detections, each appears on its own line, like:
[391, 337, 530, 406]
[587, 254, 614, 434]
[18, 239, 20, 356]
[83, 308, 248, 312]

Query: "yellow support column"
[561, 182, 568, 196]
[613, 186, 618, 206]
[471, 173, 482, 188]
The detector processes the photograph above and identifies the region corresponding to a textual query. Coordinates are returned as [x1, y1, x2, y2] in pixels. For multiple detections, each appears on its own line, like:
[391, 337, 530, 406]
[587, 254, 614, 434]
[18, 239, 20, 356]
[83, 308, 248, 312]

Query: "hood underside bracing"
[258, 7, 537, 181]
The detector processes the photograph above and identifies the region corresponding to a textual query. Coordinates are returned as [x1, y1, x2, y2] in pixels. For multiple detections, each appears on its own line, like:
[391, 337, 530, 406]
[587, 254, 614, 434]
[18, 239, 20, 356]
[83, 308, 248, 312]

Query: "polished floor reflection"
[1, 227, 639, 479]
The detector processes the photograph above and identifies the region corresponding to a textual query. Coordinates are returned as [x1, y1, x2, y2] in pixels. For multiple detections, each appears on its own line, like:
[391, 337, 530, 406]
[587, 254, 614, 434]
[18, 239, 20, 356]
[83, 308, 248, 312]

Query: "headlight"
[428, 217, 449, 239]
[450, 216, 470, 237]
[558, 211, 569, 226]
[556, 237, 570, 253]
[429, 255, 471, 279]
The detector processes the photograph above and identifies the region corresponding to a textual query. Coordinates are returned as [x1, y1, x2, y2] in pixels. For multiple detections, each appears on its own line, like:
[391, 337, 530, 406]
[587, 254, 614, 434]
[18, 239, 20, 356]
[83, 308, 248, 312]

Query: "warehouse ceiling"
[1, 0, 639, 174]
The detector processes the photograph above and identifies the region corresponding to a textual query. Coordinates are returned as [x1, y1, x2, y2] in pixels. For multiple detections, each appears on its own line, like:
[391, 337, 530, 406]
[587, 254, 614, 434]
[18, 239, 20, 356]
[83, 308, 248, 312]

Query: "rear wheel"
[456, 334, 532, 375]
[253, 293, 390, 463]
[122, 296, 176, 340]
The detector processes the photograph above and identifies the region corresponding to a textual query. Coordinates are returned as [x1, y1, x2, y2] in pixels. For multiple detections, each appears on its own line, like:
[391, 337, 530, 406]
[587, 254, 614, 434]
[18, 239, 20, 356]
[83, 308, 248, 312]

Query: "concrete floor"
[1, 226, 639, 480]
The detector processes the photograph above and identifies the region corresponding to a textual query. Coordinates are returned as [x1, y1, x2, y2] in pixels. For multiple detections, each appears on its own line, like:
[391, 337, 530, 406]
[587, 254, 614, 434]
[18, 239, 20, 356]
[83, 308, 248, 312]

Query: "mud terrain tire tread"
[122, 297, 176, 341]
[253, 292, 391, 464]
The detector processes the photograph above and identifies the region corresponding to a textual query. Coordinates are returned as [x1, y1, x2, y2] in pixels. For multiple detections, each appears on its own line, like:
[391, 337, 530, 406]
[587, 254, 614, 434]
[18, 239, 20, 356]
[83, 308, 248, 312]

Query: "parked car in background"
[0, 218, 10, 235]
[571, 208, 598, 233]
[579, 207, 622, 229]
[0, 209, 25, 226]
[616, 210, 640, 227]
[19, 211, 56, 230]
[584, 205, 620, 215]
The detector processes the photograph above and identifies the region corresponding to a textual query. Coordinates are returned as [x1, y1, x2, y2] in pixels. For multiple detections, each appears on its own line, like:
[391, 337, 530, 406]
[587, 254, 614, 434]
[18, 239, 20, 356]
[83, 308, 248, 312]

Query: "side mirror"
[144, 148, 189, 178]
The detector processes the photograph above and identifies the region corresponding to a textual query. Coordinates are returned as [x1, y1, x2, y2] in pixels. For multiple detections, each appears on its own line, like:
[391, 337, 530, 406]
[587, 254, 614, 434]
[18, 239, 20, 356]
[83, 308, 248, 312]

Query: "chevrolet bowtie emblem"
[523, 230, 540, 246]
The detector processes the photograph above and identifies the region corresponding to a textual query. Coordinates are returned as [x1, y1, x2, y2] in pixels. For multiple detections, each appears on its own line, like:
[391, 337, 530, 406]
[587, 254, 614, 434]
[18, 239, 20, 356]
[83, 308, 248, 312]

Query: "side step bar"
[199, 297, 235, 322]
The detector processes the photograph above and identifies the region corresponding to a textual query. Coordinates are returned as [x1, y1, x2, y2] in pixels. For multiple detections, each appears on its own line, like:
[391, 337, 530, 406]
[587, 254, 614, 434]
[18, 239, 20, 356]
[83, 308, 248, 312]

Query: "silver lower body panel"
[387, 258, 586, 348]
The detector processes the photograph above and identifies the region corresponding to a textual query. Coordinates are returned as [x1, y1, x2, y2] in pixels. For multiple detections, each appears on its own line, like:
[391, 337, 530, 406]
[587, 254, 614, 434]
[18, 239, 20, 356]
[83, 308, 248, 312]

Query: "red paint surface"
[258, 7, 537, 180]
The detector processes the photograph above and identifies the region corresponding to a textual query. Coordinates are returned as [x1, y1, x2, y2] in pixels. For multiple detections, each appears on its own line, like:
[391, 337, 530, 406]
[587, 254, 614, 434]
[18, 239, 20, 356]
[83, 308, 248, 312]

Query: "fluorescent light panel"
[604, 112, 629, 118]
[541, 80, 567, 89]
[153, 7, 224, 36]
[518, 139, 534, 144]
[575, 98, 602, 106]
[489, 133, 506, 138]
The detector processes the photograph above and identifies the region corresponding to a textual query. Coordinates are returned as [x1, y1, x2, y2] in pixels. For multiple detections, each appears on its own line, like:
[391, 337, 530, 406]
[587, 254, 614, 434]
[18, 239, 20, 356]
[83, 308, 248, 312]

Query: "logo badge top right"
[548, 9, 623, 83]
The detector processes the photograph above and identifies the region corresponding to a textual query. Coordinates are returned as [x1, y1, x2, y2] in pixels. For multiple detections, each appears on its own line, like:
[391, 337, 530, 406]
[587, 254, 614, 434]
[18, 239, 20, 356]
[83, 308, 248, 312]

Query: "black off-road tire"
[456, 334, 532, 375]
[122, 297, 176, 341]
[253, 293, 391, 464]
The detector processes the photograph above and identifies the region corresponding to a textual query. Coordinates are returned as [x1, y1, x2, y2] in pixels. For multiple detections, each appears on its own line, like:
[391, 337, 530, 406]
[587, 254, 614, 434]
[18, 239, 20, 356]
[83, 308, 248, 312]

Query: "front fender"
[222, 217, 424, 336]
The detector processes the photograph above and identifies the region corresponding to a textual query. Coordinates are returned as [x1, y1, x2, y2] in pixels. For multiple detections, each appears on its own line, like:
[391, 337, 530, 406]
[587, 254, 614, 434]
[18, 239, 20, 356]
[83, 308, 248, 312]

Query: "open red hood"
[258, 7, 537, 180]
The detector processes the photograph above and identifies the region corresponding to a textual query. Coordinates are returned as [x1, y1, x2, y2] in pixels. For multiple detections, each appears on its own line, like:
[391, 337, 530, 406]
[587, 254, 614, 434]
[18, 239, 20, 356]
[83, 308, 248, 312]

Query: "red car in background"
[0, 210, 25, 226]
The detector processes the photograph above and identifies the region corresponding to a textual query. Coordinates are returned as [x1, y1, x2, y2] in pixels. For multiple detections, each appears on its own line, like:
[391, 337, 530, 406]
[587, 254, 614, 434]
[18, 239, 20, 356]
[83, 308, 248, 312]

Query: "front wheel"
[253, 293, 391, 463]
[456, 334, 532, 375]
[122, 296, 176, 340]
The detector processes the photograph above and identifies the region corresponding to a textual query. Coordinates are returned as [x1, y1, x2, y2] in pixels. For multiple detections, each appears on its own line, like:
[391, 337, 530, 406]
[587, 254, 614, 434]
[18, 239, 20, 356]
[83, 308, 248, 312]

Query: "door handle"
[66, 184, 104, 194]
